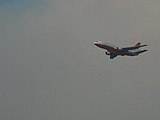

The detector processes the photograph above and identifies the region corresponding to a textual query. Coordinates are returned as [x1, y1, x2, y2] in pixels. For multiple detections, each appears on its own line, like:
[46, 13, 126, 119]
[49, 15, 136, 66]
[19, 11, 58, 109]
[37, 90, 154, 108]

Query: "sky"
[0, 0, 160, 120]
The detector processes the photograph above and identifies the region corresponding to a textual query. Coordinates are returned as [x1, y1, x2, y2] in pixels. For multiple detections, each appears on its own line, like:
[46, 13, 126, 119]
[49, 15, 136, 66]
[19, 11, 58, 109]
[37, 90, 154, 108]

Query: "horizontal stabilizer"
[136, 50, 148, 54]
[122, 44, 147, 50]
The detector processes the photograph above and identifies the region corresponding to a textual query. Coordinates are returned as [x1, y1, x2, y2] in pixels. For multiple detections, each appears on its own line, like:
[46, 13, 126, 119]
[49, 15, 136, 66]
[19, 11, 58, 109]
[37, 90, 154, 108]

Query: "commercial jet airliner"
[94, 41, 147, 59]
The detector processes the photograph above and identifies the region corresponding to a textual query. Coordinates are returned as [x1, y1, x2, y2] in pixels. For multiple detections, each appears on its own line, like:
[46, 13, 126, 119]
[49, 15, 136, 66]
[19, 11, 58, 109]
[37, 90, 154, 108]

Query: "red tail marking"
[135, 42, 141, 47]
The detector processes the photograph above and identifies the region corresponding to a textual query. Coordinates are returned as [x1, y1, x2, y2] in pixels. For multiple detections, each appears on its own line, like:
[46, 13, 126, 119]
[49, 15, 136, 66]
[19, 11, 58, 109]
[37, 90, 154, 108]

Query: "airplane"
[94, 41, 147, 59]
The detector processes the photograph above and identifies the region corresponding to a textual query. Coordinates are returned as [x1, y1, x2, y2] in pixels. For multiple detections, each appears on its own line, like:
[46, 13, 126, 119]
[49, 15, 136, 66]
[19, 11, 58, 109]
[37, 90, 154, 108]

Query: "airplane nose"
[94, 41, 98, 44]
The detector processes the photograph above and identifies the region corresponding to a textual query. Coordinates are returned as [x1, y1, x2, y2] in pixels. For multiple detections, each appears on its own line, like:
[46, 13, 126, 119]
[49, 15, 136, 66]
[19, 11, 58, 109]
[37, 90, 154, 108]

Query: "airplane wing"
[122, 44, 147, 50]
[110, 53, 117, 59]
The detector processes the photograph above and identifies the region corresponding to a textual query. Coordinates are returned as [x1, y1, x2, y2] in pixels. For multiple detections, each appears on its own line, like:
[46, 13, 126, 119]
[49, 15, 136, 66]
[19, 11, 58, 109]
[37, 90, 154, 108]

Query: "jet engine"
[105, 52, 110, 55]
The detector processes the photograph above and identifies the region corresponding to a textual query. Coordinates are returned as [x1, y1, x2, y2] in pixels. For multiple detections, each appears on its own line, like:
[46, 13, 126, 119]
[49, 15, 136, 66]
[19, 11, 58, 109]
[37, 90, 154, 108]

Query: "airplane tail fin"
[135, 42, 141, 47]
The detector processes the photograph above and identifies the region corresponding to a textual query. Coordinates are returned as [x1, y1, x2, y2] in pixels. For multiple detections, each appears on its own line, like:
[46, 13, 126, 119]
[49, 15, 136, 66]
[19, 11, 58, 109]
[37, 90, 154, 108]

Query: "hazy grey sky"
[0, 0, 160, 120]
